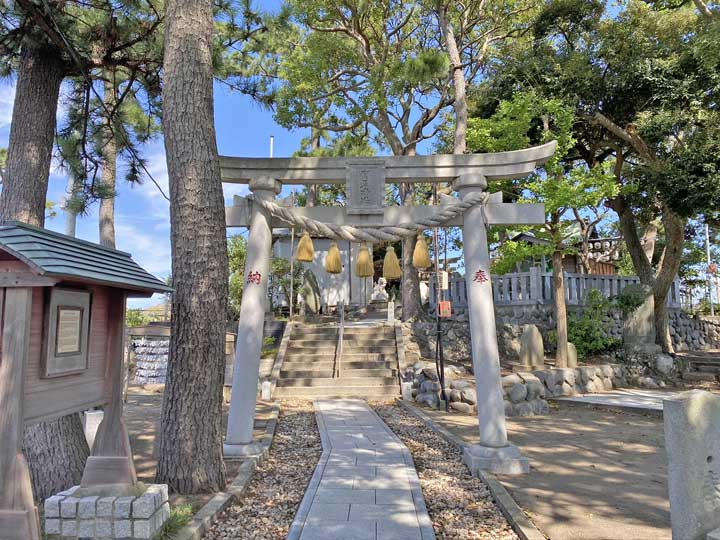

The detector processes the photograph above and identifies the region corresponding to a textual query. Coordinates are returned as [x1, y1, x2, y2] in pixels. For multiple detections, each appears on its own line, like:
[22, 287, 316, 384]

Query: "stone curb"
[550, 396, 663, 418]
[396, 399, 546, 540]
[169, 402, 280, 540]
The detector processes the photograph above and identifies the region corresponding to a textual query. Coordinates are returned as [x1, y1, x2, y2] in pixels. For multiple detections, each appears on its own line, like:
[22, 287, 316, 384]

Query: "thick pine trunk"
[399, 167, 421, 321]
[156, 0, 228, 494]
[552, 249, 569, 367]
[438, 4, 467, 155]
[0, 44, 63, 226]
[22, 415, 90, 502]
[402, 234, 421, 320]
[99, 73, 117, 248]
[0, 42, 91, 503]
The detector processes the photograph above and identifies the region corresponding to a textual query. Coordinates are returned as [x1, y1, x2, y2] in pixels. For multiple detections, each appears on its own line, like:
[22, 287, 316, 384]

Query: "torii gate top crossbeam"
[219, 141, 557, 184]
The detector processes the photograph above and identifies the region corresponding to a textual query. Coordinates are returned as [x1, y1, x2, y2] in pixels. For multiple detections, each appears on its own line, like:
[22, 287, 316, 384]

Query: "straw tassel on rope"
[325, 242, 342, 274]
[383, 246, 402, 280]
[412, 234, 431, 269]
[355, 243, 374, 277]
[296, 231, 314, 262]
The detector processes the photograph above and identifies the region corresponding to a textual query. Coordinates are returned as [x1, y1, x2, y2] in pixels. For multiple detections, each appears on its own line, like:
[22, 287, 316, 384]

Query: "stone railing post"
[529, 266, 542, 303]
[454, 174, 528, 475]
[224, 177, 281, 457]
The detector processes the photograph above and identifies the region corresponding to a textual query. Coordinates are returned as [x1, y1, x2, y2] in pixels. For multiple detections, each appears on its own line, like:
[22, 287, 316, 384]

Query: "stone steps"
[273, 384, 398, 398]
[276, 376, 397, 388]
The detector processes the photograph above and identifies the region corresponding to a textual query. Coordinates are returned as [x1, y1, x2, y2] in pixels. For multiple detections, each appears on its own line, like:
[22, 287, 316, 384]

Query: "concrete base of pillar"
[463, 443, 529, 475]
[223, 441, 263, 459]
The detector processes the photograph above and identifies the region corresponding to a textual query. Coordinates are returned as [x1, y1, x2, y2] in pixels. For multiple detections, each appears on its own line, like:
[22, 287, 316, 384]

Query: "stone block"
[62, 519, 78, 537]
[44, 495, 62, 518]
[95, 519, 112, 537]
[526, 380, 545, 400]
[114, 519, 132, 538]
[449, 379, 471, 391]
[132, 493, 156, 519]
[60, 497, 79, 518]
[450, 401, 474, 414]
[400, 381, 414, 401]
[77, 496, 98, 519]
[45, 518, 61, 535]
[501, 373, 522, 387]
[96, 496, 115, 517]
[134, 519, 153, 539]
[664, 390, 720, 540]
[113, 496, 133, 518]
[77, 519, 94, 538]
[508, 383, 528, 403]
[460, 388, 477, 405]
[514, 402, 533, 416]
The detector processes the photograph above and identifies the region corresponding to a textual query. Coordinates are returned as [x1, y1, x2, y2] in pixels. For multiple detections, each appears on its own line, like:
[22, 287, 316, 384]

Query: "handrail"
[333, 302, 345, 379]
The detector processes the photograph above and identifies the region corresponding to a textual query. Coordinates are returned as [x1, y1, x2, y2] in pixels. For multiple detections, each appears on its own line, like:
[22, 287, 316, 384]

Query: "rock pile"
[501, 372, 549, 416]
[402, 362, 474, 413]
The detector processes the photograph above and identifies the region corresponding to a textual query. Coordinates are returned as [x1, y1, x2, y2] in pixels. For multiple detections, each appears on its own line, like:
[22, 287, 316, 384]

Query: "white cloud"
[0, 82, 15, 130]
[115, 221, 171, 279]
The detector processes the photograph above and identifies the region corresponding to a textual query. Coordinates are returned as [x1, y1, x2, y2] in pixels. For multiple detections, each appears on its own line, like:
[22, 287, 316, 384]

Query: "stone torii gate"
[221, 141, 556, 474]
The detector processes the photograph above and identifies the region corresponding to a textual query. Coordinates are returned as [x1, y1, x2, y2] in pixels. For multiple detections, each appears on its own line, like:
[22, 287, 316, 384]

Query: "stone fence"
[429, 268, 682, 308]
[404, 307, 720, 362]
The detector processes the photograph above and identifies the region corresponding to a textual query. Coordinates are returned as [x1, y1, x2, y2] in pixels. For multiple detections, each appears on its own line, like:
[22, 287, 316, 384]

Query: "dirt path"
[123, 387, 274, 509]
[420, 403, 670, 540]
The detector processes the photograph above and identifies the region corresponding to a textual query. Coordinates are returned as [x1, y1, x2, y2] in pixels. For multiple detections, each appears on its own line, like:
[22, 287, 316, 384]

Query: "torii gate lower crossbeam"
[222, 143, 556, 474]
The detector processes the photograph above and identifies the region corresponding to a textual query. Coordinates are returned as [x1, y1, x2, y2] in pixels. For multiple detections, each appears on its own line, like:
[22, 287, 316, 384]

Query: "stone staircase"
[677, 349, 720, 382]
[273, 322, 400, 398]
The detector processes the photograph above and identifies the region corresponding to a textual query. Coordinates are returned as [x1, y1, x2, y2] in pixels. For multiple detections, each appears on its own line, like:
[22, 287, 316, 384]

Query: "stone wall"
[402, 360, 663, 417]
[403, 307, 720, 365]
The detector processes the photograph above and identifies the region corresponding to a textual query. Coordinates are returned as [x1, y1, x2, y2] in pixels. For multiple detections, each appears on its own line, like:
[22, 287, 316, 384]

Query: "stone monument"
[664, 390, 720, 540]
[621, 284, 661, 354]
[515, 324, 545, 372]
[567, 342, 578, 368]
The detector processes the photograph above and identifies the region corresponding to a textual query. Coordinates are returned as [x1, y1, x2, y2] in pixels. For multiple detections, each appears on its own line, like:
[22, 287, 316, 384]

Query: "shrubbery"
[567, 289, 621, 357]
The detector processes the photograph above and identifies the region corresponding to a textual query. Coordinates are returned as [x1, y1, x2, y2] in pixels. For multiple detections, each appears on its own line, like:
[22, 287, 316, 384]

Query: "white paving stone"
[289, 399, 435, 540]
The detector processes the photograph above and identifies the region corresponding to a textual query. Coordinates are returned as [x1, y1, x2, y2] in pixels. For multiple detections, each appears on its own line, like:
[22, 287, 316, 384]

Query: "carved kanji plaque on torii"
[346, 160, 385, 215]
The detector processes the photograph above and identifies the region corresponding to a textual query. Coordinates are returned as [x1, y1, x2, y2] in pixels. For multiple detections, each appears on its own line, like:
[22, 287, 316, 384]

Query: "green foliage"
[228, 235, 247, 319]
[270, 256, 304, 311]
[567, 289, 621, 356]
[152, 504, 194, 540]
[126, 308, 151, 328]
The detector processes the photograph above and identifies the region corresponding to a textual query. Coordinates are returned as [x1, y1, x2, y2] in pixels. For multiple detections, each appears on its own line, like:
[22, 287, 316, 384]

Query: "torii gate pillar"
[224, 177, 281, 457]
[455, 174, 529, 475]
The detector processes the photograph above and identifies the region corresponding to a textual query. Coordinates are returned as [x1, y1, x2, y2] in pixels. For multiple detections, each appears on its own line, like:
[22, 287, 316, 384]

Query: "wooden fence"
[429, 267, 682, 308]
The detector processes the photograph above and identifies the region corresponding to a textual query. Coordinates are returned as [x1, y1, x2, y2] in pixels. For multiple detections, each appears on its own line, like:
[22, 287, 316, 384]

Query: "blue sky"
[0, 78, 305, 307]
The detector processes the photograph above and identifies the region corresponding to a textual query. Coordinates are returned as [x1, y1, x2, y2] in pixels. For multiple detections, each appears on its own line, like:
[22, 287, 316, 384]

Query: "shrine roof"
[0, 222, 172, 295]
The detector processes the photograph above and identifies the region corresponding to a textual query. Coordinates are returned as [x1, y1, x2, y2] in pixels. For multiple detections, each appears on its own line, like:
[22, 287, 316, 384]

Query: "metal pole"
[433, 184, 447, 410]
[706, 223, 715, 317]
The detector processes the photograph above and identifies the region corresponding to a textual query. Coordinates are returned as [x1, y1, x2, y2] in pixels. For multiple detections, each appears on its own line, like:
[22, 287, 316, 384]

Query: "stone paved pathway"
[288, 399, 435, 540]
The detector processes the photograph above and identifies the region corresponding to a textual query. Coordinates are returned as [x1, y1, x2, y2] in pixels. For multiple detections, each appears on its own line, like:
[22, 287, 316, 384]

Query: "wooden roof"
[0, 222, 172, 295]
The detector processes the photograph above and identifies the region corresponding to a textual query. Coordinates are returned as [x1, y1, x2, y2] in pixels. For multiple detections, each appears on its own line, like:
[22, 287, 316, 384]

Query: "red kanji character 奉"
[246, 271, 262, 285]
[473, 269, 488, 283]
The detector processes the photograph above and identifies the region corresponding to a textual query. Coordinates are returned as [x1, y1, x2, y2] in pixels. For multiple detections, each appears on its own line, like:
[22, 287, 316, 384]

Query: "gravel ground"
[373, 404, 518, 540]
[204, 400, 320, 540]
